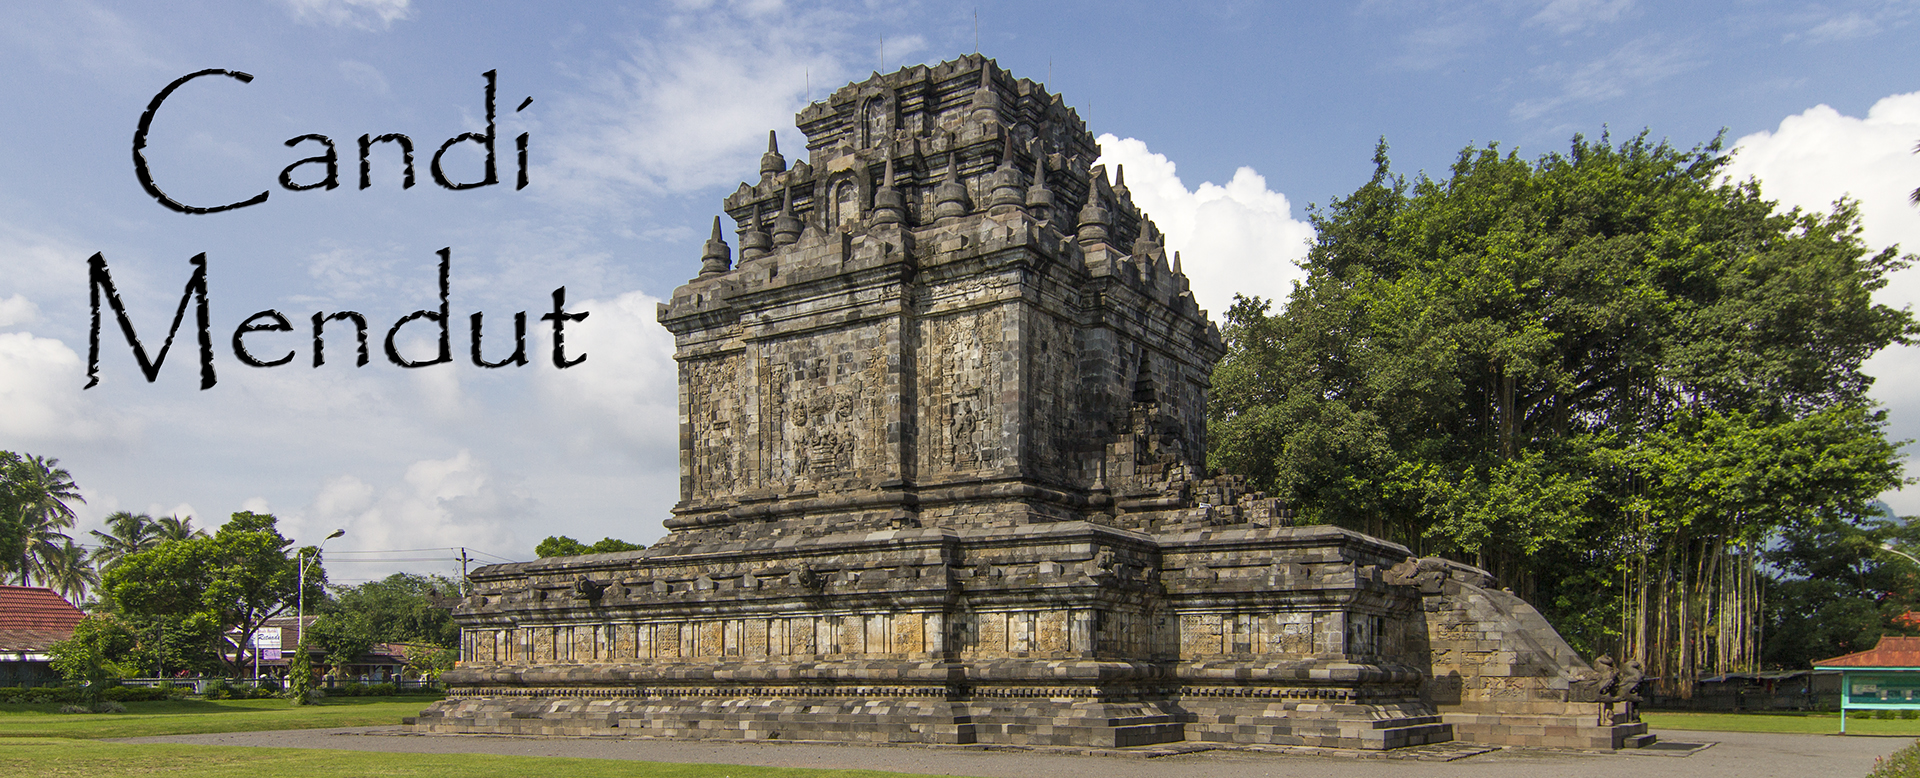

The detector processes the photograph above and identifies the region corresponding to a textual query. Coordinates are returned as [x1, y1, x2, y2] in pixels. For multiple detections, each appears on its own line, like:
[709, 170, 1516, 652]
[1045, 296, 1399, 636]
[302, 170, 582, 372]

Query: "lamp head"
[325, 529, 345, 540]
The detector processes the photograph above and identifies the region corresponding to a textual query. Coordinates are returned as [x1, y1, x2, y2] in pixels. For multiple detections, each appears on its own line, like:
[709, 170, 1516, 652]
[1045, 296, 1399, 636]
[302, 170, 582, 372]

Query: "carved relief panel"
[919, 308, 1006, 477]
[759, 324, 896, 490]
[683, 355, 744, 502]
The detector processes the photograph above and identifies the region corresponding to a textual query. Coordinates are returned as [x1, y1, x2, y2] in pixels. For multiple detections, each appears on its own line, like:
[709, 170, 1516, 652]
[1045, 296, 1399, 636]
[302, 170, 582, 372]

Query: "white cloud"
[295, 451, 528, 582]
[536, 290, 679, 467]
[0, 331, 122, 442]
[1095, 135, 1316, 322]
[0, 224, 90, 320]
[0, 2, 172, 81]
[1529, 0, 1634, 34]
[0, 294, 40, 327]
[1723, 91, 1920, 514]
[540, 4, 879, 210]
[1511, 34, 1700, 121]
[279, 0, 413, 31]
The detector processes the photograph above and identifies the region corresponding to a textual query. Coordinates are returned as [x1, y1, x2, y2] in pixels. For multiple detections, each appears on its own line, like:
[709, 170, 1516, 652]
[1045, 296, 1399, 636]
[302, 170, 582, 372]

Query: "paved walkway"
[116, 727, 1910, 778]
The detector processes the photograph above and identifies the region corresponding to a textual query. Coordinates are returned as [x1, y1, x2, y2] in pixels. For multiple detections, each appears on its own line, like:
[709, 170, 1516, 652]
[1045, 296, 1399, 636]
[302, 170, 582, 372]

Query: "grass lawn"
[1644, 710, 1920, 736]
[0, 696, 437, 739]
[0, 738, 953, 778]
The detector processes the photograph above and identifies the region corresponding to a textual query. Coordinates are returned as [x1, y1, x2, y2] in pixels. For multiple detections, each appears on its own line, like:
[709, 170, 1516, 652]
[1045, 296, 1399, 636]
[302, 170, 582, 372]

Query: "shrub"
[1902, 709, 1918, 720]
[5, 687, 84, 704]
[335, 682, 366, 697]
[91, 701, 126, 713]
[99, 686, 175, 703]
[58, 704, 90, 714]
[367, 682, 397, 697]
[1870, 740, 1920, 778]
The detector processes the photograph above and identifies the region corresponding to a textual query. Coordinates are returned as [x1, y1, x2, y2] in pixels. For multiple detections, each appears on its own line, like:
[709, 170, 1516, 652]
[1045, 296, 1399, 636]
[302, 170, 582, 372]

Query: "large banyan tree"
[1210, 133, 1914, 695]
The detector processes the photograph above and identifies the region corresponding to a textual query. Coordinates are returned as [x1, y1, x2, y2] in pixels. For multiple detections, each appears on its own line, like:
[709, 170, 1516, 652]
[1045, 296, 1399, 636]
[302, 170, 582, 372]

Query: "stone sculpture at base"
[414, 55, 1646, 751]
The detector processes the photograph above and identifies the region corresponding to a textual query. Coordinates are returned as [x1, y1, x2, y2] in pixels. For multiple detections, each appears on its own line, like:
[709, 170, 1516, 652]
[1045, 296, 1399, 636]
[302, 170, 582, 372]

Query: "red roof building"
[1814, 635, 1920, 734]
[0, 585, 86, 685]
[1815, 636, 1920, 669]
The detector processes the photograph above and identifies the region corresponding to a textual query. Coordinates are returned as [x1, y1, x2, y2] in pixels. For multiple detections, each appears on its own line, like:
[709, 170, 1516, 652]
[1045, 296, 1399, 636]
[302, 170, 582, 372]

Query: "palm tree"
[37, 537, 98, 603]
[4, 454, 84, 586]
[89, 511, 159, 573]
[152, 514, 207, 542]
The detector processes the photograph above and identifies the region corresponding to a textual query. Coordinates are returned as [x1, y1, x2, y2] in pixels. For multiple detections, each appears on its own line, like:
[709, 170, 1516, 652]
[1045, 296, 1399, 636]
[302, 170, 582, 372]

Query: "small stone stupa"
[415, 55, 1649, 752]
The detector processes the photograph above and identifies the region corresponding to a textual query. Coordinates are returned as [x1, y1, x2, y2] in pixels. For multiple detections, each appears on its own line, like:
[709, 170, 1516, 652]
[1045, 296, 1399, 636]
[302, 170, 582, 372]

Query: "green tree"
[151, 514, 207, 542]
[319, 573, 461, 648]
[1763, 512, 1920, 669]
[37, 537, 97, 603]
[1210, 133, 1914, 688]
[403, 644, 456, 681]
[89, 511, 160, 574]
[0, 452, 85, 586]
[287, 633, 317, 704]
[47, 614, 138, 702]
[307, 613, 375, 668]
[535, 535, 643, 557]
[101, 512, 321, 677]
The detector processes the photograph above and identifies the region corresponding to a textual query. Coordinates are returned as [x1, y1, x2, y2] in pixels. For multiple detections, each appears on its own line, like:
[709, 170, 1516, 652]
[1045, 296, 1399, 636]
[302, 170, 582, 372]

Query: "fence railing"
[14, 677, 446, 694]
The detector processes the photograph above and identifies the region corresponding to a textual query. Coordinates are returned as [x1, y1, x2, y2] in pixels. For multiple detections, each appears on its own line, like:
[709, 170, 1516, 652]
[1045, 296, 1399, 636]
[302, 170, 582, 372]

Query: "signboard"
[252, 627, 282, 649]
[1844, 672, 1920, 707]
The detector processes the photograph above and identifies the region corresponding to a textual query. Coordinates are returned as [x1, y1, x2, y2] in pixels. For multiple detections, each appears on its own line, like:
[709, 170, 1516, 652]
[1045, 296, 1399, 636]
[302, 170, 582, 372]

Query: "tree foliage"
[100, 512, 321, 677]
[535, 535, 644, 557]
[47, 614, 139, 700]
[0, 452, 85, 589]
[1763, 512, 1920, 669]
[317, 573, 461, 649]
[1210, 133, 1914, 685]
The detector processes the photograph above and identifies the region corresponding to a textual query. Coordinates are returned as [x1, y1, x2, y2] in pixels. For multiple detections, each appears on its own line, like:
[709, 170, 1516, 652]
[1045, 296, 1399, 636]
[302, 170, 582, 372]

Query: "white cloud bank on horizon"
[1722, 92, 1920, 513]
[1093, 134, 1316, 322]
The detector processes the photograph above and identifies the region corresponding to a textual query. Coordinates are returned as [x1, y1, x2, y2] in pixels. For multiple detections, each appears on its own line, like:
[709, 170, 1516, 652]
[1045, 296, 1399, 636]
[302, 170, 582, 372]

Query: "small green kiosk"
[1814, 635, 1920, 733]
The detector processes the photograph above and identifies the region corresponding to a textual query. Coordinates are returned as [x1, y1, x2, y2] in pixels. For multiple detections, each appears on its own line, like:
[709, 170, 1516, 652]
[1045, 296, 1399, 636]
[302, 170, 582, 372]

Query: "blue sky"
[2, 0, 1917, 583]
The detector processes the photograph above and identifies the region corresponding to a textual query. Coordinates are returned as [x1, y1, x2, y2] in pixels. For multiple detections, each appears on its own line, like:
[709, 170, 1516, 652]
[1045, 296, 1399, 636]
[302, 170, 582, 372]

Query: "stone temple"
[415, 55, 1651, 751]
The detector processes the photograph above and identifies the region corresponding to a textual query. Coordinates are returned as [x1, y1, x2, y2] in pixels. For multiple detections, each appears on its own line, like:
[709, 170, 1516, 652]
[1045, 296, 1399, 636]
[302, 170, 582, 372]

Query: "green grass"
[0, 696, 435, 739]
[1643, 710, 1920, 736]
[0, 739, 955, 778]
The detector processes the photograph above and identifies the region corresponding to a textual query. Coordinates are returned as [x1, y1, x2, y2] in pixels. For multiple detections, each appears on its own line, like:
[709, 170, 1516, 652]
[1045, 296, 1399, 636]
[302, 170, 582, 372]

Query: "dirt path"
[114, 727, 1908, 778]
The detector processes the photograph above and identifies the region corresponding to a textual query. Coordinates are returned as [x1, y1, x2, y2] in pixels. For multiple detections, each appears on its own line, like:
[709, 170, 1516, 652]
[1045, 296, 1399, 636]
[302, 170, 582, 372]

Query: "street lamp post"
[298, 529, 345, 648]
[1883, 542, 1920, 568]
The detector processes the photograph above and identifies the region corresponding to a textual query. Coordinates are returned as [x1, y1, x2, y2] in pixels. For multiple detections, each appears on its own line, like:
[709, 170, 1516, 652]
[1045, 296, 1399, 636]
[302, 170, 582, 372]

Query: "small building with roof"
[0, 585, 86, 686]
[1814, 635, 1920, 733]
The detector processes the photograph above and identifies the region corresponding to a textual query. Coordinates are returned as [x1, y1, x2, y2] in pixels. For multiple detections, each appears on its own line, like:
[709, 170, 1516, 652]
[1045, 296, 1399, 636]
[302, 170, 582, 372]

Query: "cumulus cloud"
[1095, 135, 1316, 321]
[536, 289, 679, 467]
[1723, 91, 1920, 512]
[0, 294, 40, 327]
[293, 451, 528, 582]
[279, 0, 413, 31]
[0, 331, 121, 442]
